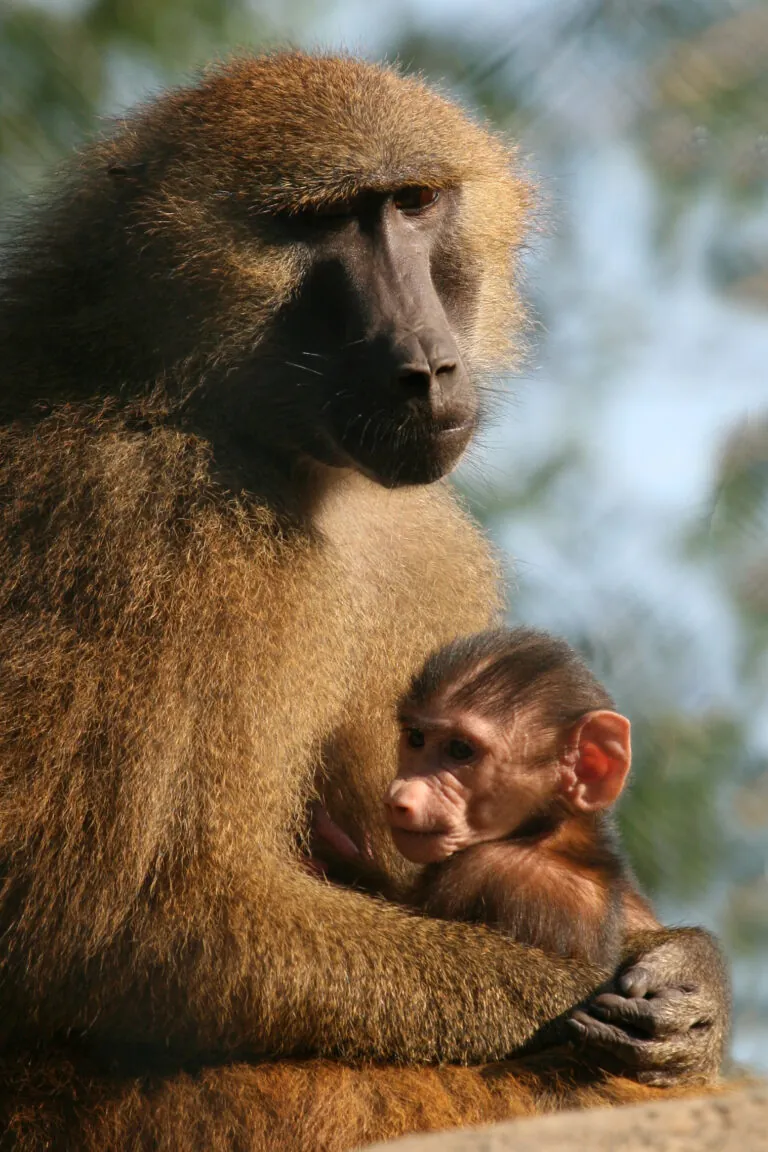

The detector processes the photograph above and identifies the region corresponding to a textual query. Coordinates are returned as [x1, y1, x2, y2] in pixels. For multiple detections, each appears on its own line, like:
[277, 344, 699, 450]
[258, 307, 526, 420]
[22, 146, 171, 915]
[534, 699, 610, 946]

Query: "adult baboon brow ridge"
[0, 51, 728, 1150]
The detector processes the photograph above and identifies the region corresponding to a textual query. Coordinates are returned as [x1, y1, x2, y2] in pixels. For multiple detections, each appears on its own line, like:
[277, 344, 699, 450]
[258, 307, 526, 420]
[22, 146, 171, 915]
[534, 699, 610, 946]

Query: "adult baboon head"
[2, 53, 529, 488]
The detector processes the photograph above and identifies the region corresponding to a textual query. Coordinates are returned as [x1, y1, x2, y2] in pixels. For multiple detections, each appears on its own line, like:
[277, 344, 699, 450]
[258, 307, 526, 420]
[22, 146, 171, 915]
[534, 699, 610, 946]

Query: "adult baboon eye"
[447, 739, 475, 762]
[393, 187, 440, 215]
[405, 728, 426, 749]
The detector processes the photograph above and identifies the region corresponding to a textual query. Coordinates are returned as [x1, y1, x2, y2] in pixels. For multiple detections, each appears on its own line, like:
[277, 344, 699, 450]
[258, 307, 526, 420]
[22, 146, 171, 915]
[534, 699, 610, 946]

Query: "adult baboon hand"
[566, 928, 730, 1085]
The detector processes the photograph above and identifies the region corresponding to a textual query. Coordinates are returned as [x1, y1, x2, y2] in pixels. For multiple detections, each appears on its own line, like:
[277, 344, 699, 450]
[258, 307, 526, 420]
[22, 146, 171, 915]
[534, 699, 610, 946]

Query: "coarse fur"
[413, 823, 628, 966]
[0, 52, 730, 1149]
[1, 1050, 719, 1152]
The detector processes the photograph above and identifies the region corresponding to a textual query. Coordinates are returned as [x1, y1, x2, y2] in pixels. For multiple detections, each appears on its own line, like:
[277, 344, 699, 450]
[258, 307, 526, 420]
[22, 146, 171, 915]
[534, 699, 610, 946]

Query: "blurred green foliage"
[1, 0, 275, 196]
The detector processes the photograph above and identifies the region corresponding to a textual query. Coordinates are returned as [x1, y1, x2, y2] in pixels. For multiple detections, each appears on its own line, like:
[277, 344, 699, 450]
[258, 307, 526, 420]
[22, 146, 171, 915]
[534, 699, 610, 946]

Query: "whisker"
[285, 360, 324, 377]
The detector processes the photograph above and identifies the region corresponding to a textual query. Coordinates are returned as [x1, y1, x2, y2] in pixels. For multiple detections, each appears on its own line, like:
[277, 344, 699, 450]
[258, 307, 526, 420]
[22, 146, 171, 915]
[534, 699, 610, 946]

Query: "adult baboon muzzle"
[297, 202, 478, 488]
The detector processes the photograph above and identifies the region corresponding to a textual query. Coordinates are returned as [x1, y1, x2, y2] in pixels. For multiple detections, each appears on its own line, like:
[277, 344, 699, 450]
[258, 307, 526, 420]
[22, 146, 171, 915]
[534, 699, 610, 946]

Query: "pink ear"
[564, 711, 631, 813]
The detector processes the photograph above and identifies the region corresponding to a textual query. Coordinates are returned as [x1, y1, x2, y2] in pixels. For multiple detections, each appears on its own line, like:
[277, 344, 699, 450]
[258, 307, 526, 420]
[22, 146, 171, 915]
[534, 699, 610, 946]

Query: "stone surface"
[359, 1084, 768, 1152]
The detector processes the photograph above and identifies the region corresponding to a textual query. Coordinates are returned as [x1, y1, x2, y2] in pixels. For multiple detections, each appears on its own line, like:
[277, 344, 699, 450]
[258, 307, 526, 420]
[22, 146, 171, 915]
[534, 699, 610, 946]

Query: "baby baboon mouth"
[0, 45, 728, 1142]
[390, 826, 455, 862]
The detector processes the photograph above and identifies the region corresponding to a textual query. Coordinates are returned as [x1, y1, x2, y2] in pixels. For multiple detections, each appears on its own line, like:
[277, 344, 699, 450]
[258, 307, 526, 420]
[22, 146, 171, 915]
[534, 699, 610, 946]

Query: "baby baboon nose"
[384, 788, 407, 816]
[385, 782, 427, 829]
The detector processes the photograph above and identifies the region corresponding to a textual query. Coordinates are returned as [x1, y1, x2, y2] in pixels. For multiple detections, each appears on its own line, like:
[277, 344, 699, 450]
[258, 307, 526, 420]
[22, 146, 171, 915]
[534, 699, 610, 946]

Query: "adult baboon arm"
[14, 861, 727, 1081]
[86, 863, 606, 1064]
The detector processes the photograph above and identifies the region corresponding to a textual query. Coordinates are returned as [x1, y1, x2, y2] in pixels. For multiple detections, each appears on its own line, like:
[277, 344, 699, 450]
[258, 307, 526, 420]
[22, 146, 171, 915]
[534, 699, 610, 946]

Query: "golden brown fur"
[0, 52, 729, 1148]
[1, 1053, 718, 1152]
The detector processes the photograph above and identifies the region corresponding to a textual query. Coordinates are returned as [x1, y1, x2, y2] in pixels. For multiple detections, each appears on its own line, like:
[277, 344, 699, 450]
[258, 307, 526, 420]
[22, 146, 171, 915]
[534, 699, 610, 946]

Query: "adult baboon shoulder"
[0, 52, 728, 1149]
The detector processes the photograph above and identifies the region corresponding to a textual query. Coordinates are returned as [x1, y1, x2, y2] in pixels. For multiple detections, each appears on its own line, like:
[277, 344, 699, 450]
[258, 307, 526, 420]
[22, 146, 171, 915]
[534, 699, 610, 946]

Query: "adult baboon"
[0, 53, 728, 1150]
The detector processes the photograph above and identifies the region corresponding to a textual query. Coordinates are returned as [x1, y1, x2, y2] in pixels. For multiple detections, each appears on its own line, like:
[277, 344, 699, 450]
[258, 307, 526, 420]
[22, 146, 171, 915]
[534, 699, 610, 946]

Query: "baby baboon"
[387, 627, 658, 967]
[0, 51, 728, 1150]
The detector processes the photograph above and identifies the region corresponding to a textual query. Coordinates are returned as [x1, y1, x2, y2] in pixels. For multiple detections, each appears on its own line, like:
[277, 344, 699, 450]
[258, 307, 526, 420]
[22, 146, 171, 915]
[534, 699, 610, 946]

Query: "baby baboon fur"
[0, 52, 729, 1149]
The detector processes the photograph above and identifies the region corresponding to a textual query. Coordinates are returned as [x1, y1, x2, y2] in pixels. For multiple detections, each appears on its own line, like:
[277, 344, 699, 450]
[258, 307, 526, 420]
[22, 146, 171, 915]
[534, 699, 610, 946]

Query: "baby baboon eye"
[406, 728, 426, 749]
[447, 738, 475, 762]
[393, 187, 440, 215]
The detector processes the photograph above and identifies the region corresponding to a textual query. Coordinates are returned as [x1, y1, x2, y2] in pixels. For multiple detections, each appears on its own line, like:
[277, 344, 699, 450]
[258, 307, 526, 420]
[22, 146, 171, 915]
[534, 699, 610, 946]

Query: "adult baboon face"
[29, 57, 527, 487]
[250, 184, 477, 489]
[133, 57, 531, 491]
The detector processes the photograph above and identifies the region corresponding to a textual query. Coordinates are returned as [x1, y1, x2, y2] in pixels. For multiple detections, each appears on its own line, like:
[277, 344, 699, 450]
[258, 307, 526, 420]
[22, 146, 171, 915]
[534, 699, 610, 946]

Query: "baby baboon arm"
[568, 927, 730, 1084]
[306, 806, 389, 894]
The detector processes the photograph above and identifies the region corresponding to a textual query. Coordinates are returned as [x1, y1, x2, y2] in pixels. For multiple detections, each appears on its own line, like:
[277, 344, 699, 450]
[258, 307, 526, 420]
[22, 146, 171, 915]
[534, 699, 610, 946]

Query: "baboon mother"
[0, 53, 727, 1149]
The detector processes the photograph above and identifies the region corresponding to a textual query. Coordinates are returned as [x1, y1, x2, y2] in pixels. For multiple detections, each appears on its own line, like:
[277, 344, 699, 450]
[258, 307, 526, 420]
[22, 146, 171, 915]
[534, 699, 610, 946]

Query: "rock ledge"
[360, 1083, 768, 1152]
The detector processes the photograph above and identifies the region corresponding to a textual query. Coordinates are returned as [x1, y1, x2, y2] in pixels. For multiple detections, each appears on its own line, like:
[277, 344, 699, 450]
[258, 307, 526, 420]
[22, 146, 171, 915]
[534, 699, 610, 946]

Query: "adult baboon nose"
[398, 356, 457, 395]
[395, 330, 470, 421]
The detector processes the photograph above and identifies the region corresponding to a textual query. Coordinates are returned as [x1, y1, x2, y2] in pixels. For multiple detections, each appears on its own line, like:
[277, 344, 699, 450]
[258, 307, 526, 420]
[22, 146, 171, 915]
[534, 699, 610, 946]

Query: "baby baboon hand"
[566, 929, 729, 1085]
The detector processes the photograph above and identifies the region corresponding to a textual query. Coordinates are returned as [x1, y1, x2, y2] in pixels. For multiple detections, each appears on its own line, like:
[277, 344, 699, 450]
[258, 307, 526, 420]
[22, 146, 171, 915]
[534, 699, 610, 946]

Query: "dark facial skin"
[203, 186, 478, 489]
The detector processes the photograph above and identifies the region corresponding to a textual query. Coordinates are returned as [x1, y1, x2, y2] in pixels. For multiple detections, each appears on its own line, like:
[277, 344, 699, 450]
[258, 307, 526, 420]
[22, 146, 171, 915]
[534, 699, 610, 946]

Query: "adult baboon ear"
[561, 711, 632, 812]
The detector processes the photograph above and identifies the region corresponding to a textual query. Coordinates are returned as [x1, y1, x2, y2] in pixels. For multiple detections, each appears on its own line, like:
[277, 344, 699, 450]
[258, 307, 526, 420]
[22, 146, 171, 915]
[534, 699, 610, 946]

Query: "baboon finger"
[617, 964, 652, 999]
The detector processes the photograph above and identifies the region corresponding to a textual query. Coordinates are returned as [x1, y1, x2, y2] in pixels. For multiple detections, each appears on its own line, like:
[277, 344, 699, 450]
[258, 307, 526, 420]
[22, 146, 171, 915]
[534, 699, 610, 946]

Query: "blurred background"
[2, 0, 767, 1071]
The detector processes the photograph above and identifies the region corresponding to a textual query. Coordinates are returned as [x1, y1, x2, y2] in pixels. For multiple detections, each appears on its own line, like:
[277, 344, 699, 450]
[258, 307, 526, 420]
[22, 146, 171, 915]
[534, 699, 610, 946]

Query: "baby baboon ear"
[562, 710, 632, 811]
